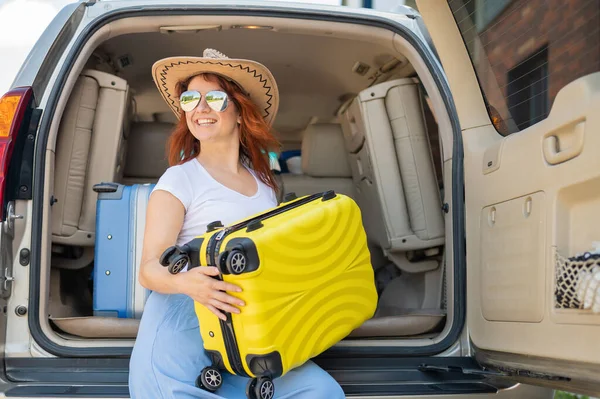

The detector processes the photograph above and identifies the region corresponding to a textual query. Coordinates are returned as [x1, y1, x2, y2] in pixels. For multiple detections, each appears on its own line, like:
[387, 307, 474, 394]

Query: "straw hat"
[152, 48, 279, 125]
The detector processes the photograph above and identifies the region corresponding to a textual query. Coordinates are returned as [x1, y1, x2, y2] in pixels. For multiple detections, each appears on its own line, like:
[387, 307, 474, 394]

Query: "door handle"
[543, 121, 585, 165]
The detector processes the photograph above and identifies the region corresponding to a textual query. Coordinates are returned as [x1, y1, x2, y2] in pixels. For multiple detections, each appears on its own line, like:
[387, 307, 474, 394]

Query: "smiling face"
[183, 74, 241, 144]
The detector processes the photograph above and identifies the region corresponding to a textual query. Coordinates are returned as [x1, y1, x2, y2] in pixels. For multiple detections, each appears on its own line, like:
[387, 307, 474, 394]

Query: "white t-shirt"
[152, 158, 278, 248]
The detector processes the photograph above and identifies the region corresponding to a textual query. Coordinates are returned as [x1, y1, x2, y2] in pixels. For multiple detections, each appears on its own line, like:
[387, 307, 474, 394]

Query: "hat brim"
[152, 56, 279, 126]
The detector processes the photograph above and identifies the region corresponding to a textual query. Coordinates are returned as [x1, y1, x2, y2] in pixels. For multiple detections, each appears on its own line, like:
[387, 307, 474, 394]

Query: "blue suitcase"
[92, 182, 154, 318]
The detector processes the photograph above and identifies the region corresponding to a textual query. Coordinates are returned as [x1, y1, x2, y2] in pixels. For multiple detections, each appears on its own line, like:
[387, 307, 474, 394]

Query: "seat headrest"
[301, 124, 352, 178]
[124, 122, 174, 180]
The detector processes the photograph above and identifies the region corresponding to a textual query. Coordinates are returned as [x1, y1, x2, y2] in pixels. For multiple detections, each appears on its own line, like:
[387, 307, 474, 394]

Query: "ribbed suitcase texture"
[161, 191, 377, 399]
[93, 183, 153, 318]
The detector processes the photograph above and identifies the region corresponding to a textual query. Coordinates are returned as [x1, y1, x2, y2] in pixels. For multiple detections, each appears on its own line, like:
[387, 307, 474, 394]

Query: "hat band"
[157, 60, 275, 118]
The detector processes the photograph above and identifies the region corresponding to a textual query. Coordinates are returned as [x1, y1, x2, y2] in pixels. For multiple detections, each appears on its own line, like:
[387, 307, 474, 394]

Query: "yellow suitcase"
[160, 190, 377, 399]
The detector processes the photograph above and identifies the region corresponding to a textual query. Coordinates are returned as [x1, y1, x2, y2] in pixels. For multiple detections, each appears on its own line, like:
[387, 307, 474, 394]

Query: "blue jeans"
[129, 292, 345, 398]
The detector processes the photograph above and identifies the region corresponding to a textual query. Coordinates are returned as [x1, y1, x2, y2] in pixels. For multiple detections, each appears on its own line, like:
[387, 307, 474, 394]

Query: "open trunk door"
[416, 0, 600, 395]
[0, 2, 84, 385]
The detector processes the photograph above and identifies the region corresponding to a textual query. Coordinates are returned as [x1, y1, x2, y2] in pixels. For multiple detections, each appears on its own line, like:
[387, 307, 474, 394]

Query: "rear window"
[447, 0, 600, 136]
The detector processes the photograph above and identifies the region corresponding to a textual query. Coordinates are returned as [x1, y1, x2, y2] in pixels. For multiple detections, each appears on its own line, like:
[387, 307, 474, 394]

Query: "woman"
[128, 49, 346, 399]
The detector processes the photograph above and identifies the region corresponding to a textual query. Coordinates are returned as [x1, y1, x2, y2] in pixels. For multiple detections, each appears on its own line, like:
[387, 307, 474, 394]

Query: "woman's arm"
[138, 190, 245, 320]
[138, 190, 185, 294]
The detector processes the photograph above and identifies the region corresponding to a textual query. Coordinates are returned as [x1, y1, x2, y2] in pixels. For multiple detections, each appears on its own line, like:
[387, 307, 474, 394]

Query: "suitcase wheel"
[159, 246, 179, 266]
[246, 376, 274, 399]
[167, 253, 189, 274]
[217, 251, 229, 274]
[196, 366, 222, 392]
[226, 249, 247, 275]
[160, 245, 189, 274]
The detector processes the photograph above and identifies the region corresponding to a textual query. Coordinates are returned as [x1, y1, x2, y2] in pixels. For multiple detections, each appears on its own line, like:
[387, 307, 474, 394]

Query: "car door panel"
[464, 75, 600, 361]
[480, 191, 546, 323]
[417, 0, 600, 393]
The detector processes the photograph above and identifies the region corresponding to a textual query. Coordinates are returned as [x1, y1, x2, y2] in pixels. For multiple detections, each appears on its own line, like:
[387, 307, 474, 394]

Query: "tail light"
[0, 87, 33, 221]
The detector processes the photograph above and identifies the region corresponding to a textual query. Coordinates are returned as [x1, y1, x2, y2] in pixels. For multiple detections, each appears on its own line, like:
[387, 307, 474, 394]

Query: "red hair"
[167, 73, 281, 192]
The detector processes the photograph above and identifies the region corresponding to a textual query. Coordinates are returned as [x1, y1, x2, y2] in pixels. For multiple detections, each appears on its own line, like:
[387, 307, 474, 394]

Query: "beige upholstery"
[301, 124, 352, 177]
[349, 309, 445, 338]
[282, 124, 355, 198]
[350, 260, 446, 338]
[336, 78, 448, 338]
[340, 78, 445, 264]
[51, 317, 139, 338]
[121, 122, 174, 184]
[52, 69, 130, 246]
[351, 259, 446, 337]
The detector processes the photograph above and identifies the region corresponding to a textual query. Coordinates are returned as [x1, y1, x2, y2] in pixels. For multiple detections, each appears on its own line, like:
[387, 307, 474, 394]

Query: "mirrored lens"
[205, 90, 229, 112]
[179, 90, 201, 112]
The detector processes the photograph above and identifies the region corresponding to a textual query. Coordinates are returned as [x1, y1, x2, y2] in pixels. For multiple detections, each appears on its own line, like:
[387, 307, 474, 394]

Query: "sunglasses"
[179, 90, 229, 113]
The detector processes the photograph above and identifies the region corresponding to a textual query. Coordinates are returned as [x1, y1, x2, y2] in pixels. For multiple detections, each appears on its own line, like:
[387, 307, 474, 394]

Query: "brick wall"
[451, 0, 600, 133]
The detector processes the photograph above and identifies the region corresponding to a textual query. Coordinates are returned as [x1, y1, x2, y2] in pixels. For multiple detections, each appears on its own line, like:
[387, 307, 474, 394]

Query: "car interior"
[40, 14, 456, 350]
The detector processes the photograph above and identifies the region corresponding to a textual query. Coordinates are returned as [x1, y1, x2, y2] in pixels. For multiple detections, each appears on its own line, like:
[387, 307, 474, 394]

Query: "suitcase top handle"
[225, 190, 337, 233]
[93, 182, 120, 193]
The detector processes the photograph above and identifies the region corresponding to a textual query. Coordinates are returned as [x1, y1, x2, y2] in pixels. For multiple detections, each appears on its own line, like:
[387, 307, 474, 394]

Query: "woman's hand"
[176, 266, 245, 321]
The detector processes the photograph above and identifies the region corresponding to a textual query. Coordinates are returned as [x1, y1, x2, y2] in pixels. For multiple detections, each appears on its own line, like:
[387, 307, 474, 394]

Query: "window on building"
[506, 46, 549, 130]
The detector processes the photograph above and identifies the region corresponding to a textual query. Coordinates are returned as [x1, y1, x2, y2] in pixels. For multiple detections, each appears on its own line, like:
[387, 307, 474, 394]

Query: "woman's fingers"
[205, 303, 226, 321]
[209, 298, 241, 315]
[213, 291, 245, 307]
[212, 280, 243, 293]
[197, 266, 221, 276]
[191, 267, 242, 293]
[184, 267, 245, 319]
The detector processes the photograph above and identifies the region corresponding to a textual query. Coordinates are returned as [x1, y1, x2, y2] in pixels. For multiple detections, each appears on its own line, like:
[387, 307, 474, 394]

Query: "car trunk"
[24, 4, 463, 360]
